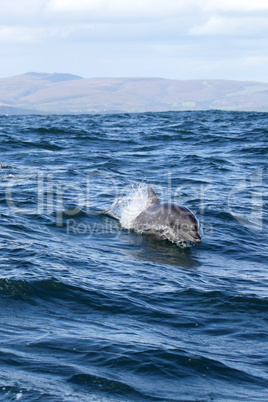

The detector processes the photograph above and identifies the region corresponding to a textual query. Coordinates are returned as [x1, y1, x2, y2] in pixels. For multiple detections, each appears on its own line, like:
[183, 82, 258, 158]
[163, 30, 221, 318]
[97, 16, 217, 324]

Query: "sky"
[0, 0, 268, 81]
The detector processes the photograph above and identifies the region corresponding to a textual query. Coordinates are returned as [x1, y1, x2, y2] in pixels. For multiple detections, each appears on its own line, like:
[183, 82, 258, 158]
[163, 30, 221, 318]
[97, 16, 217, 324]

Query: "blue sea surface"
[0, 111, 267, 401]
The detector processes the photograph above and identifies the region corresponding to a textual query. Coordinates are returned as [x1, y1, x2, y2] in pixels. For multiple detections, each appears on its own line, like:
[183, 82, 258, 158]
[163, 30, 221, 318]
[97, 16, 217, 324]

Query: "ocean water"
[0, 111, 267, 401]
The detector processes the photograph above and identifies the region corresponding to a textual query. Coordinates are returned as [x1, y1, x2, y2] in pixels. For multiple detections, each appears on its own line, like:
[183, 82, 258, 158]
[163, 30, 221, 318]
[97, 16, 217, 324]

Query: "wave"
[1, 277, 267, 315]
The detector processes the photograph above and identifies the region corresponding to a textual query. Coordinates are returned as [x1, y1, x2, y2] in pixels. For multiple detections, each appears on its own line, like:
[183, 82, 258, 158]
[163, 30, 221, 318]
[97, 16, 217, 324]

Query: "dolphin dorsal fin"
[147, 186, 160, 206]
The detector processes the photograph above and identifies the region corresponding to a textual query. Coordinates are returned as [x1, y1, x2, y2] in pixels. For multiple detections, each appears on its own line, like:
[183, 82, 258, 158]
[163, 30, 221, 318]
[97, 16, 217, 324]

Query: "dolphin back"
[132, 186, 201, 244]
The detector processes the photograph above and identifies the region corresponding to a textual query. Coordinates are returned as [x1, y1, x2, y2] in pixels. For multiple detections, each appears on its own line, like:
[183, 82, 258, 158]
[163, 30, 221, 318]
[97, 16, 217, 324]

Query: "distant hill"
[0, 105, 40, 115]
[0, 72, 267, 114]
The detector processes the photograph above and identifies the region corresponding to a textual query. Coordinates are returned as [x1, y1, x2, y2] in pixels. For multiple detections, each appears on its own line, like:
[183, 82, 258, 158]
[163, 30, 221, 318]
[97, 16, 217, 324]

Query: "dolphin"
[132, 186, 201, 244]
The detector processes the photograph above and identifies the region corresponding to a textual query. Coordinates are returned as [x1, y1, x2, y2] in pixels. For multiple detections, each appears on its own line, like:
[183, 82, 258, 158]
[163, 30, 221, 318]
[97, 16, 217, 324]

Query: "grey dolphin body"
[132, 186, 201, 244]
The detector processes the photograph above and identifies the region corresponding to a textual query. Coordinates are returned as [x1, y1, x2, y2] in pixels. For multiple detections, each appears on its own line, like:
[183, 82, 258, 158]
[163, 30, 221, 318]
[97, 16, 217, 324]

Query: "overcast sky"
[0, 0, 268, 81]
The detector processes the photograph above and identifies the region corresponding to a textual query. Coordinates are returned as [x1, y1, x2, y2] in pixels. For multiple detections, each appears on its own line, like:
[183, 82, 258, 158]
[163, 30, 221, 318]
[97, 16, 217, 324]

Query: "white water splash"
[108, 184, 149, 229]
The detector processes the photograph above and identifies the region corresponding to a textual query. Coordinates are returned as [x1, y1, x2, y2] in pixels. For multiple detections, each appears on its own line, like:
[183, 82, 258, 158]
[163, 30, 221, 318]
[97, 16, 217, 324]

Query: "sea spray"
[108, 184, 149, 229]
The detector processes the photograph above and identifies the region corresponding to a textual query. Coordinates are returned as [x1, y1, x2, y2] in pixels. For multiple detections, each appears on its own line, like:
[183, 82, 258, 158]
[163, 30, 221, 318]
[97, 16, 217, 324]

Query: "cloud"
[0, 1, 47, 24]
[47, 0, 268, 14]
[0, 0, 267, 81]
[46, 0, 268, 22]
[201, 0, 268, 12]
[0, 24, 75, 44]
[189, 16, 268, 36]
[0, 26, 41, 43]
[1, 1, 267, 41]
[46, 0, 198, 22]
